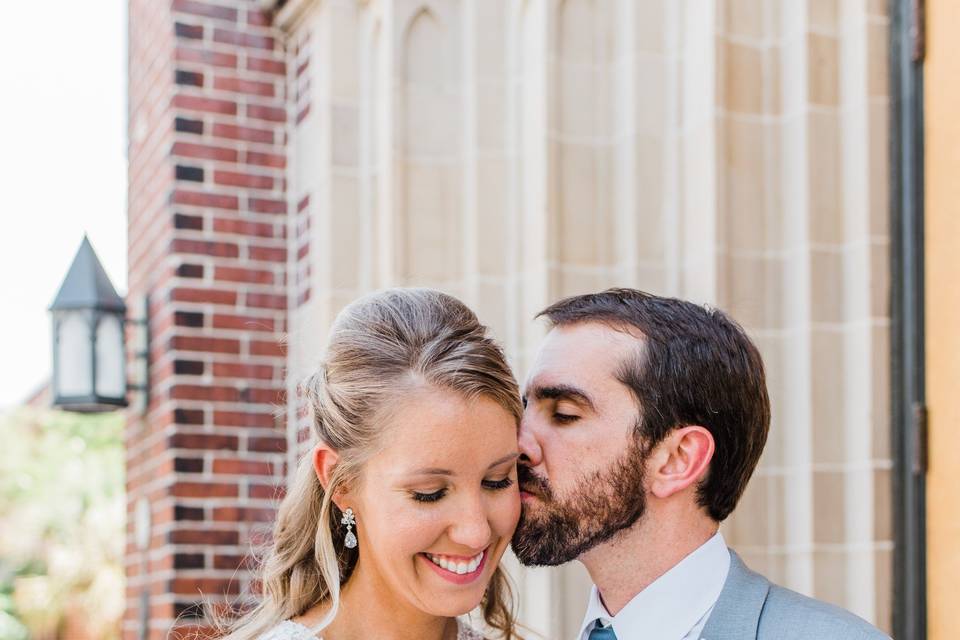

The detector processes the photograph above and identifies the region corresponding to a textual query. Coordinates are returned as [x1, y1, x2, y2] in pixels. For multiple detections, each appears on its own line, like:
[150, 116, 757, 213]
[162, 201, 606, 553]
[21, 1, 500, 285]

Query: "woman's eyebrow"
[407, 467, 453, 477]
[407, 452, 519, 477]
[487, 452, 520, 469]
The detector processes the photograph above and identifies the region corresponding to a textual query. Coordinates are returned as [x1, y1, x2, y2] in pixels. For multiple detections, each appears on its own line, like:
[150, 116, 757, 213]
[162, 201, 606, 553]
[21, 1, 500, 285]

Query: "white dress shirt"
[576, 532, 731, 640]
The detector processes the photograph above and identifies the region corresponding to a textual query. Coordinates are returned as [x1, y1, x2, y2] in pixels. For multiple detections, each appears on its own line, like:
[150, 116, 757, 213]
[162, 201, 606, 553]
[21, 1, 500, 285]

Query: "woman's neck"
[296, 562, 458, 640]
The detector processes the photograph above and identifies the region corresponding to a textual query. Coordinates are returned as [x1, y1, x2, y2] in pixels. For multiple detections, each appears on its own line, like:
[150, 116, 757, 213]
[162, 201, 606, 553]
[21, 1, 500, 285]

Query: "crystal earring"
[341, 507, 358, 549]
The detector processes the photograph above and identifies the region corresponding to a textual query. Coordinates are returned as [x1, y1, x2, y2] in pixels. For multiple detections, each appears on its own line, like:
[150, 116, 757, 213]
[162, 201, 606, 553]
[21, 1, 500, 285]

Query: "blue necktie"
[588, 621, 618, 640]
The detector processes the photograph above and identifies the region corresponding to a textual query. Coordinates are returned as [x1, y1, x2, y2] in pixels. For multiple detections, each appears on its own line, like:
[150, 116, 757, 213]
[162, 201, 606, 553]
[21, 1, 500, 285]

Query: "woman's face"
[345, 385, 520, 618]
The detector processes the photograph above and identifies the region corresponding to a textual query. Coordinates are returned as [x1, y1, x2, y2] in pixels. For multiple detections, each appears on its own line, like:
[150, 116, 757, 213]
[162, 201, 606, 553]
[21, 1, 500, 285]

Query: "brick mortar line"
[125, 420, 288, 466]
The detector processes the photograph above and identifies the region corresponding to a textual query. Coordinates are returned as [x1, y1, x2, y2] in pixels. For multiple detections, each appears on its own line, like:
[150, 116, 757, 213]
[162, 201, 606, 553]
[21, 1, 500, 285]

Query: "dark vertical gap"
[90, 310, 99, 405]
[890, 1, 926, 638]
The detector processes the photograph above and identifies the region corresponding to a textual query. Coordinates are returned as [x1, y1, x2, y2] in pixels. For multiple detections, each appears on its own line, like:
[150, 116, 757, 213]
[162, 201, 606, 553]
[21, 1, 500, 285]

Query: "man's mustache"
[517, 464, 553, 501]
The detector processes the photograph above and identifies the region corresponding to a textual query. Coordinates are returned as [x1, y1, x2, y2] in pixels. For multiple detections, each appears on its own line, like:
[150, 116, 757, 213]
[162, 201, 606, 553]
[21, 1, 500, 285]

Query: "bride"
[219, 289, 523, 640]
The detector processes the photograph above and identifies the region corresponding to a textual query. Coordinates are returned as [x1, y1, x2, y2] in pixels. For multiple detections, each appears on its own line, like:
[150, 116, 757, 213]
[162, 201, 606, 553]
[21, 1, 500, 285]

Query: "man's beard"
[511, 434, 648, 566]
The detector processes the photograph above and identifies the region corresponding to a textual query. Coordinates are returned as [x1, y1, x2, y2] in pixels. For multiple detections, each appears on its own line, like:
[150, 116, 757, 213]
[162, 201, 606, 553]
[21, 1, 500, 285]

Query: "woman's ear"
[312, 442, 339, 491]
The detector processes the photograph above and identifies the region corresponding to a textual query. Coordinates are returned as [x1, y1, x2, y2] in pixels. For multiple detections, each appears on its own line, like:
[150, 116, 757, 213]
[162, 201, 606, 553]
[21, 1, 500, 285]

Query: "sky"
[0, 0, 128, 408]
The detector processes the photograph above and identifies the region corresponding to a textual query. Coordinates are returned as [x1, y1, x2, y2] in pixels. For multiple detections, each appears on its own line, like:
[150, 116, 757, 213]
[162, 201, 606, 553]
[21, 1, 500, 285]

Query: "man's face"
[511, 322, 651, 566]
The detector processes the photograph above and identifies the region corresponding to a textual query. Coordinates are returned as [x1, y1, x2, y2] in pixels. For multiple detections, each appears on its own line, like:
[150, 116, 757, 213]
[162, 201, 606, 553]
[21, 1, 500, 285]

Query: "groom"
[511, 289, 888, 639]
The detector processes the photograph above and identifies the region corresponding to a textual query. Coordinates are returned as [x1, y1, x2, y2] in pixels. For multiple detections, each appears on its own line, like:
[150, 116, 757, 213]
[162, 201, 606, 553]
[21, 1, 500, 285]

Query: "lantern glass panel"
[96, 314, 125, 399]
[57, 311, 92, 397]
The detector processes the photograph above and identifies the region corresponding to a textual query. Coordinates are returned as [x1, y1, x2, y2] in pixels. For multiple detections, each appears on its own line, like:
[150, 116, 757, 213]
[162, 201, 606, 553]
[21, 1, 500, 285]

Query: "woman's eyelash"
[483, 477, 514, 491]
[553, 413, 579, 424]
[411, 477, 514, 502]
[412, 489, 447, 503]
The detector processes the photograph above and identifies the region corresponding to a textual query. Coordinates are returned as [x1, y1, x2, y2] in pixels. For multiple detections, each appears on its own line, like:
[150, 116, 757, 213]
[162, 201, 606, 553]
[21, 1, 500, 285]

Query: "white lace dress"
[257, 618, 485, 640]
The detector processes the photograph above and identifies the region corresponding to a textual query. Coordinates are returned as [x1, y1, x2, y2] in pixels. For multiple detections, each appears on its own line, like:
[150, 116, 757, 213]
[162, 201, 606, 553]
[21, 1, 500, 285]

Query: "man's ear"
[312, 442, 339, 492]
[648, 426, 714, 500]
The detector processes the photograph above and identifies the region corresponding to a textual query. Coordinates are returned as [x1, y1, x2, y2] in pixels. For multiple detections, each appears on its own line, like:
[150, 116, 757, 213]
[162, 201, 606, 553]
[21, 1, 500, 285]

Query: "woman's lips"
[419, 548, 489, 585]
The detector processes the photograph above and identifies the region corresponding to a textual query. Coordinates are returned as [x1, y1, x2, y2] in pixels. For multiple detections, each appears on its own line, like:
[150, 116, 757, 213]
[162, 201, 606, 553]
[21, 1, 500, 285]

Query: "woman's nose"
[448, 496, 493, 550]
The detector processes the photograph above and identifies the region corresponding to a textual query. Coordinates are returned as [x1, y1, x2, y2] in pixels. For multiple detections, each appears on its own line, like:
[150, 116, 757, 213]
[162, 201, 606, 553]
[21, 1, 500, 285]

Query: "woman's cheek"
[493, 486, 522, 535]
[392, 505, 448, 549]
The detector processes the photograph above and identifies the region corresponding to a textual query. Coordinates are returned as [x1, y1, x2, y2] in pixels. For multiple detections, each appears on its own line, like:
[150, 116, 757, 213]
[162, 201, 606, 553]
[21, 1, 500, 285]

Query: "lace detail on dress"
[455, 618, 487, 640]
[256, 618, 485, 640]
[256, 620, 317, 640]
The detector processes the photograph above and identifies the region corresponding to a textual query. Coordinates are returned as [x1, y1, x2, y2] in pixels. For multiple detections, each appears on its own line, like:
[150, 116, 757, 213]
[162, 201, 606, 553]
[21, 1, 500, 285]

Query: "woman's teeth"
[426, 551, 484, 575]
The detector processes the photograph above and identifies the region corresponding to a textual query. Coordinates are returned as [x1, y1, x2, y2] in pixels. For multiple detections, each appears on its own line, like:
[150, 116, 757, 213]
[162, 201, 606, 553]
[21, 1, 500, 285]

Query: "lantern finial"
[50, 235, 126, 313]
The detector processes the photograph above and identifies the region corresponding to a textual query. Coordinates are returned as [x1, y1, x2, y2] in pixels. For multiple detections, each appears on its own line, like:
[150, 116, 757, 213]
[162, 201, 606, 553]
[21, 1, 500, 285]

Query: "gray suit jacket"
[699, 551, 890, 640]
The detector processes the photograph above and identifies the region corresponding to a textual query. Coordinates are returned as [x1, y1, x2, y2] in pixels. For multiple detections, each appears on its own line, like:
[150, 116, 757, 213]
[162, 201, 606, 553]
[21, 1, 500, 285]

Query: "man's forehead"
[524, 322, 642, 390]
[538, 321, 640, 359]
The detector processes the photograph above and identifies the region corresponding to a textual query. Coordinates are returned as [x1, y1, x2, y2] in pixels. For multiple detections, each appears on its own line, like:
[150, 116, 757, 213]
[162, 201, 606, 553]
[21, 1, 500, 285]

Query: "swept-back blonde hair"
[218, 288, 523, 639]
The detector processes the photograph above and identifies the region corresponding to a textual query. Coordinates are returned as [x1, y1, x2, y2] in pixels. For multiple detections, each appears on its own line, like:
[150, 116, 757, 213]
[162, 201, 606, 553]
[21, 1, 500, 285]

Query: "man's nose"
[448, 495, 493, 550]
[518, 414, 543, 467]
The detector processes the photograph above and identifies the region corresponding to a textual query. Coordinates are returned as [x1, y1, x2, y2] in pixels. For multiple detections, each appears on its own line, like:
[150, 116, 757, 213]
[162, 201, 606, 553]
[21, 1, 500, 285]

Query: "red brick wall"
[126, 2, 288, 638]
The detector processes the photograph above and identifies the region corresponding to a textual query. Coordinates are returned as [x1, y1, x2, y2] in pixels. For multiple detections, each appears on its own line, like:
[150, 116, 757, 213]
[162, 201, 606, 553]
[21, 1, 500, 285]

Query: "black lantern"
[49, 236, 128, 412]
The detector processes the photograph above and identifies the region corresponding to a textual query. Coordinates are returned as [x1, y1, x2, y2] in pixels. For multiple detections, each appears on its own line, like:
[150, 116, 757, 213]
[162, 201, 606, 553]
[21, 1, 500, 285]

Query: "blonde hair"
[218, 288, 523, 639]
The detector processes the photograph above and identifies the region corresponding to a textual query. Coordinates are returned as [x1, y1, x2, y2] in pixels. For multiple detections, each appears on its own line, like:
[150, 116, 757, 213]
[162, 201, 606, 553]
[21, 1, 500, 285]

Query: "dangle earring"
[341, 507, 358, 549]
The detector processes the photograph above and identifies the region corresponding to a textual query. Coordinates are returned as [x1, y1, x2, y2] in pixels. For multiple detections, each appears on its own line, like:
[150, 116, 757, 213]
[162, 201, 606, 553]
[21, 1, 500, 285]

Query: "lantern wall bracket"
[127, 294, 150, 417]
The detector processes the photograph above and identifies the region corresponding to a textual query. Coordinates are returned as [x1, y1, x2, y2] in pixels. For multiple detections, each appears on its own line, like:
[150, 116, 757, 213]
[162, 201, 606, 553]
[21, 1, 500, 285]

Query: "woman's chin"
[420, 597, 485, 619]
[411, 548, 500, 616]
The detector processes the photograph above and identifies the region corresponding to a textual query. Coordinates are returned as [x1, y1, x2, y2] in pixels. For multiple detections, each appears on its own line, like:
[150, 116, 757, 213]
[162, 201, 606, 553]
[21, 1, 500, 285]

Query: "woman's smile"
[419, 547, 489, 584]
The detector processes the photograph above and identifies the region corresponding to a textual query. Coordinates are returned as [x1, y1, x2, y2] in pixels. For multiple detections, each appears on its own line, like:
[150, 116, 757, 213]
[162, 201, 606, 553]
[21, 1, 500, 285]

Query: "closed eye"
[412, 488, 447, 503]
[553, 413, 580, 424]
[482, 477, 514, 491]
[412, 474, 514, 502]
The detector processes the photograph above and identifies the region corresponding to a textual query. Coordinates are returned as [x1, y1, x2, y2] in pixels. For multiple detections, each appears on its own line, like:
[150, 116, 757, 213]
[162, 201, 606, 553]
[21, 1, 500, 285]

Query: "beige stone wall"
[716, 1, 892, 632]
[279, 0, 892, 636]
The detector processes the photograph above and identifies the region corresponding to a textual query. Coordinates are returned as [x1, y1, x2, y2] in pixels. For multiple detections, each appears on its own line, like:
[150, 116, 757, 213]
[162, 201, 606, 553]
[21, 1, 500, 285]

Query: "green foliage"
[0, 407, 125, 639]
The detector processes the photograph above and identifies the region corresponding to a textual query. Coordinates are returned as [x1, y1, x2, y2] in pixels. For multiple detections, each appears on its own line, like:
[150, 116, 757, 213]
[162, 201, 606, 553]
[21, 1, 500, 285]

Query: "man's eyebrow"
[407, 452, 519, 477]
[526, 384, 596, 411]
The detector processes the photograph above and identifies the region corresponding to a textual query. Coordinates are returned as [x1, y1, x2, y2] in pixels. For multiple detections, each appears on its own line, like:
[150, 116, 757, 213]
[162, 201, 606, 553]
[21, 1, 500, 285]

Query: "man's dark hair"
[537, 288, 770, 522]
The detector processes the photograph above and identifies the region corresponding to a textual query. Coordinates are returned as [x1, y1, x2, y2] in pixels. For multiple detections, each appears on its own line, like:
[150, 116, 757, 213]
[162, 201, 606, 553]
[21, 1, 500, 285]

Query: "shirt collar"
[577, 532, 731, 640]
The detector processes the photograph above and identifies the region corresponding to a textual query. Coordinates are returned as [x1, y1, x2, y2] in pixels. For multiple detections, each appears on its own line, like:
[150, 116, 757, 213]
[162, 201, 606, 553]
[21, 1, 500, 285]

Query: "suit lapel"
[698, 550, 770, 640]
